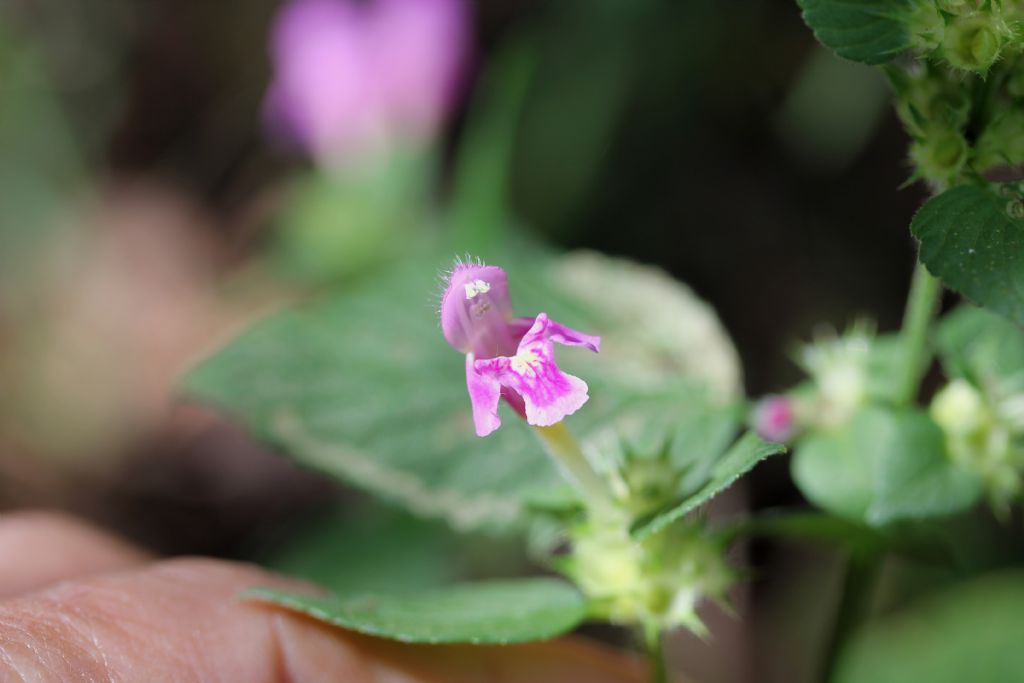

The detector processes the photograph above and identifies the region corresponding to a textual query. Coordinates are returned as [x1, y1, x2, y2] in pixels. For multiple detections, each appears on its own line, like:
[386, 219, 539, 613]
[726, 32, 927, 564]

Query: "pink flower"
[752, 395, 796, 443]
[263, 0, 470, 167]
[441, 260, 600, 437]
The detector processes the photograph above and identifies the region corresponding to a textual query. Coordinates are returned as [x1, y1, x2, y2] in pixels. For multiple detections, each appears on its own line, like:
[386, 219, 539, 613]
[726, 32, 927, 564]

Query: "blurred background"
[0, 1, 935, 681]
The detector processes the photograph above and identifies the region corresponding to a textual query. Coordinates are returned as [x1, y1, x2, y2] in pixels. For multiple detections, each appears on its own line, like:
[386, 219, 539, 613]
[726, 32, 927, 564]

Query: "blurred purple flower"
[752, 395, 796, 443]
[441, 260, 600, 437]
[264, 0, 470, 167]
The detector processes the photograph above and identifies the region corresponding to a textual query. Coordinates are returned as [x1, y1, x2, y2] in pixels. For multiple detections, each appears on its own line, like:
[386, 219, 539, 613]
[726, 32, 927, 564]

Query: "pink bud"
[753, 395, 796, 443]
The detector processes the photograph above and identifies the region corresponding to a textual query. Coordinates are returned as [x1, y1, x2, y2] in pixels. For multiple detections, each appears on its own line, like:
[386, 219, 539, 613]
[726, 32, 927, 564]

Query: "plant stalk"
[819, 552, 882, 683]
[644, 623, 669, 683]
[894, 261, 942, 407]
[533, 423, 617, 517]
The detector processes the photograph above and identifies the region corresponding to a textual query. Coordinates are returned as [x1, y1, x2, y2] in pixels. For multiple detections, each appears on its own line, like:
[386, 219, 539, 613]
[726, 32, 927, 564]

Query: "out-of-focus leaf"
[186, 248, 741, 532]
[792, 408, 982, 526]
[935, 305, 1024, 385]
[797, 0, 913, 65]
[247, 578, 587, 644]
[0, 21, 82, 305]
[912, 185, 1024, 326]
[260, 506, 459, 593]
[632, 432, 785, 539]
[834, 572, 1024, 683]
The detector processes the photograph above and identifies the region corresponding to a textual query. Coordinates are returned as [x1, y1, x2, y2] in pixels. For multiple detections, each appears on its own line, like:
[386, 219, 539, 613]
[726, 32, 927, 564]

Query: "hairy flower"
[264, 0, 469, 168]
[440, 260, 600, 437]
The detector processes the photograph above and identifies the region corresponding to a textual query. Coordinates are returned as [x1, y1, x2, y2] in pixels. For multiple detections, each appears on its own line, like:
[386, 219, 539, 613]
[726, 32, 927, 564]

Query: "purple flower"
[264, 0, 470, 167]
[752, 395, 796, 443]
[441, 260, 600, 437]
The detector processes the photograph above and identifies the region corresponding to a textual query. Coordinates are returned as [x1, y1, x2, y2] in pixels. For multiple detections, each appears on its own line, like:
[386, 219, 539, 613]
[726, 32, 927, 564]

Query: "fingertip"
[0, 509, 150, 598]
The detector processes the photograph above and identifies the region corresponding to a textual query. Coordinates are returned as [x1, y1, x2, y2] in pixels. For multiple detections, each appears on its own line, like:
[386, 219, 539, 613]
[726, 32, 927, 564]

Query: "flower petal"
[517, 313, 600, 353]
[465, 353, 502, 437]
[475, 316, 591, 427]
[441, 261, 516, 357]
[545, 317, 601, 353]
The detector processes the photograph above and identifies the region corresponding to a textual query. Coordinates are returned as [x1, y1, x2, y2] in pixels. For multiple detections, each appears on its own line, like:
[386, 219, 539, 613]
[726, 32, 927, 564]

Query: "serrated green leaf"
[935, 305, 1024, 384]
[631, 432, 785, 539]
[792, 408, 981, 526]
[186, 248, 740, 532]
[834, 572, 1024, 683]
[797, 0, 913, 65]
[912, 185, 1024, 326]
[246, 578, 587, 644]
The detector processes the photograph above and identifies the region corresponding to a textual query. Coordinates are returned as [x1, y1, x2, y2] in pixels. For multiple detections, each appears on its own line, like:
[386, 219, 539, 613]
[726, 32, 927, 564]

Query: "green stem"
[894, 261, 942, 408]
[819, 552, 882, 683]
[644, 624, 669, 683]
[533, 423, 617, 517]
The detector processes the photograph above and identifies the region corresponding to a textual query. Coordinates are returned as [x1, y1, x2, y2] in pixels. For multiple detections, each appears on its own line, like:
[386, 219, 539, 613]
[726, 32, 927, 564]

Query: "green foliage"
[0, 21, 82, 307]
[273, 158, 429, 284]
[186, 248, 740, 533]
[796, 0, 914, 65]
[834, 572, 1024, 682]
[792, 407, 981, 526]
[912, 185, 1024, 326]
[246, 578, 587, 644]
[632, 432, 785, 540]
[935, 305, 1024, 384]
[259, 506, 460, 593]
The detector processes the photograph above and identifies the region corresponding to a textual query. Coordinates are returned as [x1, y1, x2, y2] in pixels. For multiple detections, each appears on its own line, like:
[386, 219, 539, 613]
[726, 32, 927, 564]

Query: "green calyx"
[942, 12, 1009, 73]
[563, 516, 734, 633]
[554, 445, 736, 634]
[973, 109, 1024, 170]
[910, 124, 970, 186]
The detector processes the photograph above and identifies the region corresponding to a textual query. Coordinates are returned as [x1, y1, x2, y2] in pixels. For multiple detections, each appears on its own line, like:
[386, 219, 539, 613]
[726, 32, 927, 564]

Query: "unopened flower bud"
[931, 379, 990, 438]
[752, 395, 797, 443]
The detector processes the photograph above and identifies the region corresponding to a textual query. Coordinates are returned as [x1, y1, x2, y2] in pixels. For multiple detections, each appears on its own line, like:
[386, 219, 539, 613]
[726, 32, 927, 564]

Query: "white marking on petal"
[510, 350, 541, 377]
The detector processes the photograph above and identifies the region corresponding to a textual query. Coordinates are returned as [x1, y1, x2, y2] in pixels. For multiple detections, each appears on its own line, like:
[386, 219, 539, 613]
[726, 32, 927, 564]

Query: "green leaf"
[935, 305, 1024, 384]
[246, 578, 587, 644]
[792, 408, 981, 526]
[912, 185, 1024, 326]
[834, 572, 1024, 683]
[258, 505, 460, 593]
[796, 0, 913, 65]
[632, 432, 785, 539]
[186, 248, 741, 532]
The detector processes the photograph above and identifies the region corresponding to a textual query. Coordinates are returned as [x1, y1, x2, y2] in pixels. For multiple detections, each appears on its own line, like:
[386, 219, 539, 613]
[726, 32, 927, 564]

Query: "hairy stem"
[894, 261, 942, 407]
[533, 422, 617, 517]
